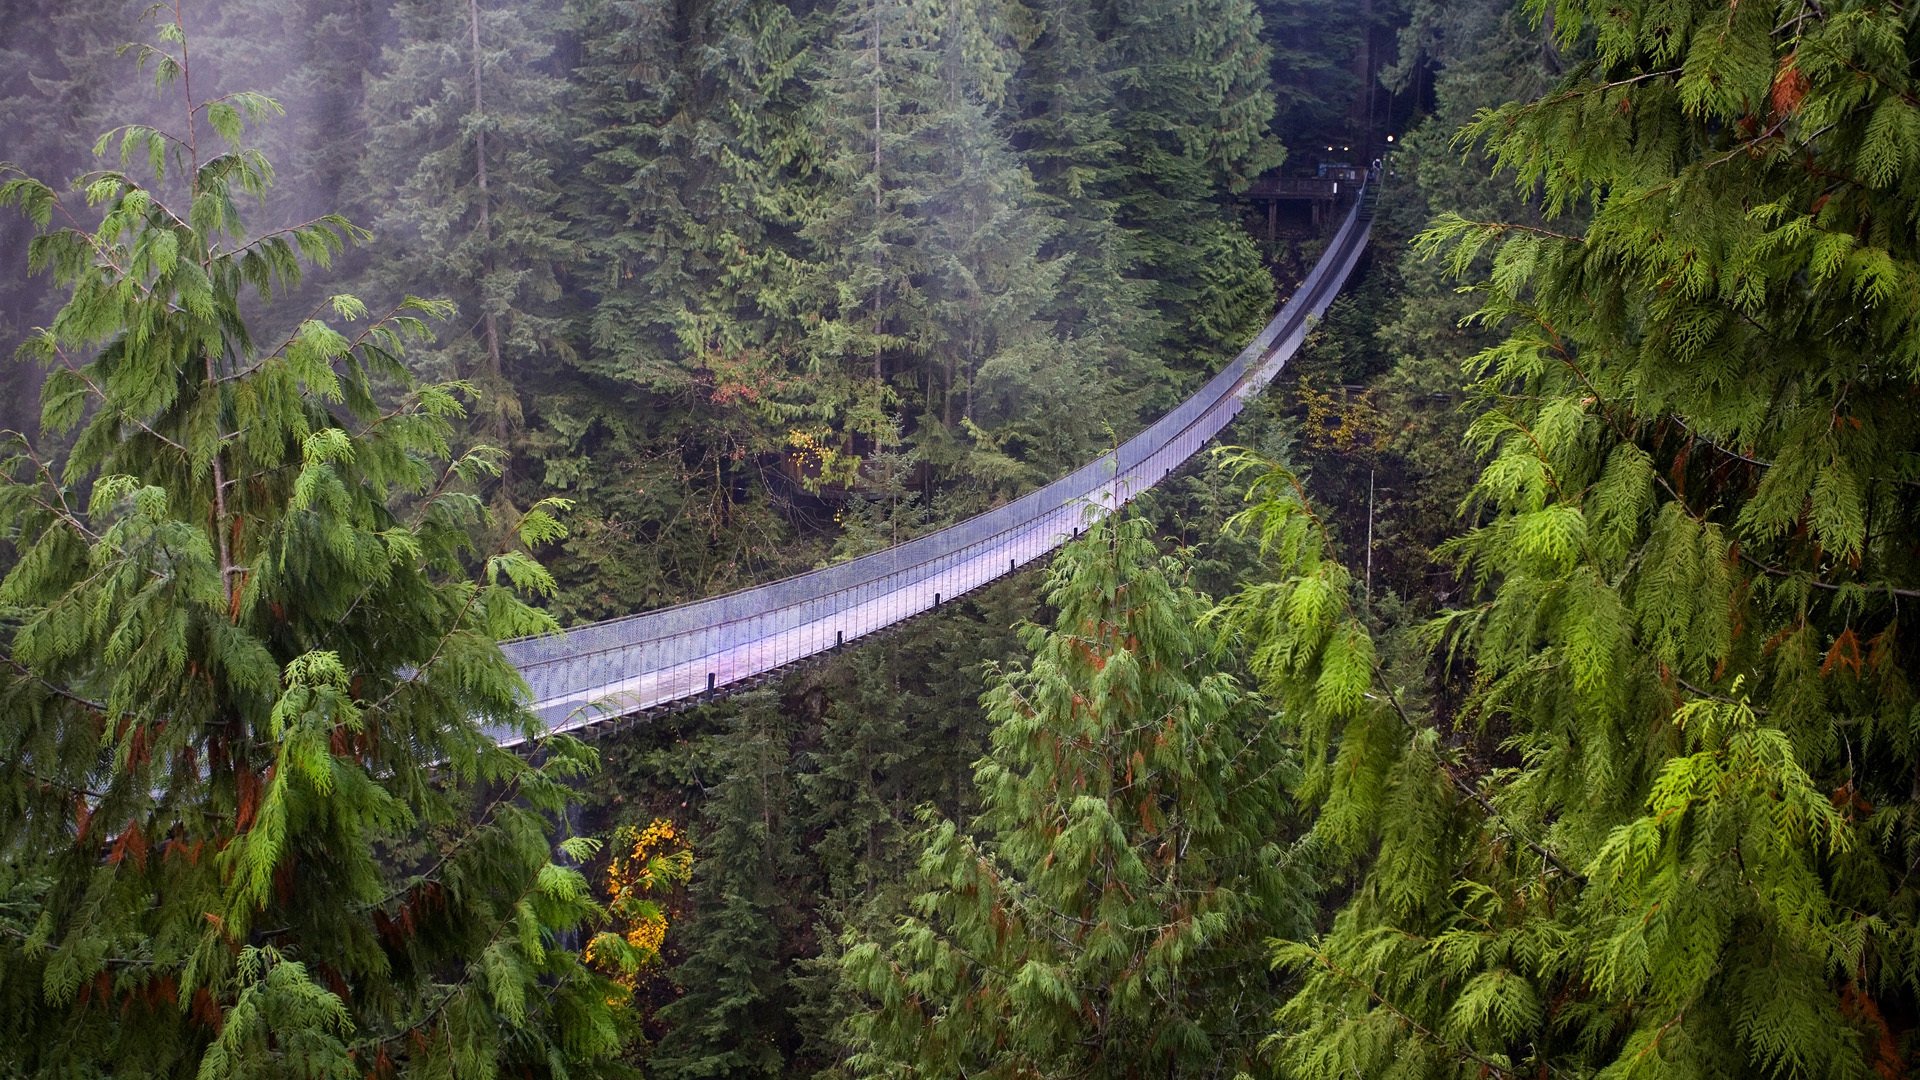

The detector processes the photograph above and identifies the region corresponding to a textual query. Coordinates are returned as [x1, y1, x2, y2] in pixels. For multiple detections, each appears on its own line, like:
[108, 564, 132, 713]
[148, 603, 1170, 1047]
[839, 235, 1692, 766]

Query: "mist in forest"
[0, 0, 398, 435]
[0, 0, 1382, 613]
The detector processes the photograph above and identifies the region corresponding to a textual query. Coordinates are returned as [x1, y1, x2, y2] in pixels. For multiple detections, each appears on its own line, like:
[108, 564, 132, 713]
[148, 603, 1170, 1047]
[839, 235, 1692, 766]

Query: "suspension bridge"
[497, 177, 1376, 742]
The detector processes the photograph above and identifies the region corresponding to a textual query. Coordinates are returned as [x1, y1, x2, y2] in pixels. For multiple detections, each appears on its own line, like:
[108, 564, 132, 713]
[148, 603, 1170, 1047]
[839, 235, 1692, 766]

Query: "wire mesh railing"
[496, 179, 1375, 743]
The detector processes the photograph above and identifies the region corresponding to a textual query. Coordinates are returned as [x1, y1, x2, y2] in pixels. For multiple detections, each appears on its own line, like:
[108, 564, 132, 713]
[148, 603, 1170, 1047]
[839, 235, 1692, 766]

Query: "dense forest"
[8, 0, 1920, 1076]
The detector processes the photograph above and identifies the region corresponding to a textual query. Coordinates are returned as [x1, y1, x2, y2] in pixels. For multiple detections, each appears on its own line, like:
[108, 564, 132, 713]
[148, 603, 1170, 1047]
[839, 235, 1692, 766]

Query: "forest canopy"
[9, 0, 1920, 1078]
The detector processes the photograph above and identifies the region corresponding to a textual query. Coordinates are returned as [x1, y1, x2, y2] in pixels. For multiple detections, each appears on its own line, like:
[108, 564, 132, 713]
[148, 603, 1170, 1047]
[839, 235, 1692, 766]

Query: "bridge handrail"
[502, 178, 1373, 720]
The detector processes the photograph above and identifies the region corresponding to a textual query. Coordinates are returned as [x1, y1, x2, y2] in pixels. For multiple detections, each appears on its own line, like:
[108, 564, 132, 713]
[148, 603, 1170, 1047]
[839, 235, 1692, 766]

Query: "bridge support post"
[934, 592, 941, 608]
[836, 630, 843, 649]
[706, 672, 716, 696]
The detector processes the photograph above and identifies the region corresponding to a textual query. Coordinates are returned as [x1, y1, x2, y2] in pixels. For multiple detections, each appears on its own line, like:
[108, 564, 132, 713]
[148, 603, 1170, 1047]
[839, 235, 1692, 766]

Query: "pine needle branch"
[2, 656, 109, 719]
[51, 345, 190, 457]
[1738, 550, 1920, 599]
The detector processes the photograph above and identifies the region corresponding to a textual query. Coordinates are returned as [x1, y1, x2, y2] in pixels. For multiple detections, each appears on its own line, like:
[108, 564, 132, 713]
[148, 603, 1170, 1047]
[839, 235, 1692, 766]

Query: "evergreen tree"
[785, 574, 1036, 1078]
[359, 0, 574, 446]
[0, 0, 151, 436]
[1105, 0, 1283, 371]
[182, 0, 386, 233]
[0, 14, 632, 1074]
[1234, 1, 1920, 1075]
[1332, 0, 1557, 605]
[841, 515, 1309, 1078]
[1006, 0, 1167, 424]
[650, 696, 798, 1080]
[804, 0, 1106, 494]
[1259, 0, 1369, 151]
[530, 0, 822, 617]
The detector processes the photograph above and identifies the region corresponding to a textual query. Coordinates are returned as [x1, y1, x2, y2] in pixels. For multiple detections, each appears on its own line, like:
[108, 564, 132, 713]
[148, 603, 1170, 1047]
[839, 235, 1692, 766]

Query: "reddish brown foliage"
[1772, 54, 1809, 119]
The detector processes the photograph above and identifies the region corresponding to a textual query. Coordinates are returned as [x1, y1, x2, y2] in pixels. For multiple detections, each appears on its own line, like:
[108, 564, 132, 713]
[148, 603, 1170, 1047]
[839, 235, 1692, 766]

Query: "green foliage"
[647, 696, 798, 1080]
[1239, 2, 1920, 1076]
[0, 13, 629, 1075]
[1106, 0, 1286, 372]
[802, 0, 1112, 494]
[840, 515, 1310, 1078]
[1260, 0, 1394, 152]
[359, 0, 574, 445]
[570, 576, 1035, 1078]
[528, 0, 823, 615]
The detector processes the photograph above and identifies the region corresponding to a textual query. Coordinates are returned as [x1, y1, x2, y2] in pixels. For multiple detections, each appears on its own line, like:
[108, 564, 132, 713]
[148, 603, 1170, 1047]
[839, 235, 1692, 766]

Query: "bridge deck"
[498, 181, 1375, 743]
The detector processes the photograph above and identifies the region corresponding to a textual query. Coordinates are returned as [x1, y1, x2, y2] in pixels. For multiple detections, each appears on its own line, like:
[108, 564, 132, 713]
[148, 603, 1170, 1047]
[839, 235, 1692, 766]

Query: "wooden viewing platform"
[1241, 170, 1363, 237]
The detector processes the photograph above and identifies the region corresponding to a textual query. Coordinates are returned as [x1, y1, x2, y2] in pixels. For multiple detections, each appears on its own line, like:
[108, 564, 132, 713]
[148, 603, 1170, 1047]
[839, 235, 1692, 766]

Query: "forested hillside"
[0, 0, 1395, 618]
[11, 0, 1920, 1076]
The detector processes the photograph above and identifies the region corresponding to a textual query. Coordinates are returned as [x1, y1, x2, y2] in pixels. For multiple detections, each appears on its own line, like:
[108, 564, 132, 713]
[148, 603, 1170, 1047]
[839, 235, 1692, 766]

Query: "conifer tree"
[358, 0, 573, 445]
[0, 0, 152, 435]
[840, 515, 1309, 1078]
[1324, 0, 1556, 603]
[530, 0, 821, 616]
[1259, 0, 1370, 151]
[785, 578, 1035, 1078]
[805, 0, 1107, 492]
[0, 12, 632, 1074]
[1006, 0, 1165, 415]
[178, 0, 386, 233]
[1231, 2, 1920, 1075]
[649, 696, 799, 1080]
[1105, 0, 1283, 370]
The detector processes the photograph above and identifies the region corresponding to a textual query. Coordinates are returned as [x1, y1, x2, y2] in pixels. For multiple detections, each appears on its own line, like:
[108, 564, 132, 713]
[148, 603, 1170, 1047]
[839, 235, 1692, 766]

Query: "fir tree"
[0, 12, 631, 1074]
[1105, 0, 1283, 370]
[0, 0, 153, 436]
[358, 0, 574, 446]
[1006, 0, 1167, 421]
[648, 695, 799, 1080]
[531, 0, 821, 617]
[840, 515, 1309, 1078]
[1259, 0, 1370, 152]
[804, 0, 1109, 494]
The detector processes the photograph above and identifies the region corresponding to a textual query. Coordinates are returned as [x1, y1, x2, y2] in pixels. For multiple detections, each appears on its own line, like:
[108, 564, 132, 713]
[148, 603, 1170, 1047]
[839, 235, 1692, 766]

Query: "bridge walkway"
[496, 178, 1376, 743]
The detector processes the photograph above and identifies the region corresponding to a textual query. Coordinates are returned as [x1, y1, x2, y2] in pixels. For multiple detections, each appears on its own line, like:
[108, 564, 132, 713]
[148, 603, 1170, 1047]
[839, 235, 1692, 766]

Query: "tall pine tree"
[359, 0, 574, 447]
[805, 0, 1113, 496]
[530, 0, 822, 617]
[1105, 0, 1283, 371]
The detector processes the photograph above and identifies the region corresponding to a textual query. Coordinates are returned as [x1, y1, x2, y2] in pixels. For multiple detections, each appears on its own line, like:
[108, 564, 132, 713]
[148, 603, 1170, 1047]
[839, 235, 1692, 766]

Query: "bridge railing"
[498, 178, 1374, 738]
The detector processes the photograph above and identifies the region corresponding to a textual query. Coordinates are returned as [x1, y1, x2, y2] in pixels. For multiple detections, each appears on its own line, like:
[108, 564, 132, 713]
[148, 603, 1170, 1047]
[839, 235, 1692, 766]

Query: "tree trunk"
[871, 0, 885, 395]
[468, 0, 504, 403]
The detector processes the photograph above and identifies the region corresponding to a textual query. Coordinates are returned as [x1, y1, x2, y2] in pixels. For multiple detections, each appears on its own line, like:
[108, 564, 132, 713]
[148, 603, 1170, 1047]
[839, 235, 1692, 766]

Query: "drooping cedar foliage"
[0, 12, 637, 1076]
[840, 515, 1311, 1078]
[1226, 2, 1920, 1076]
